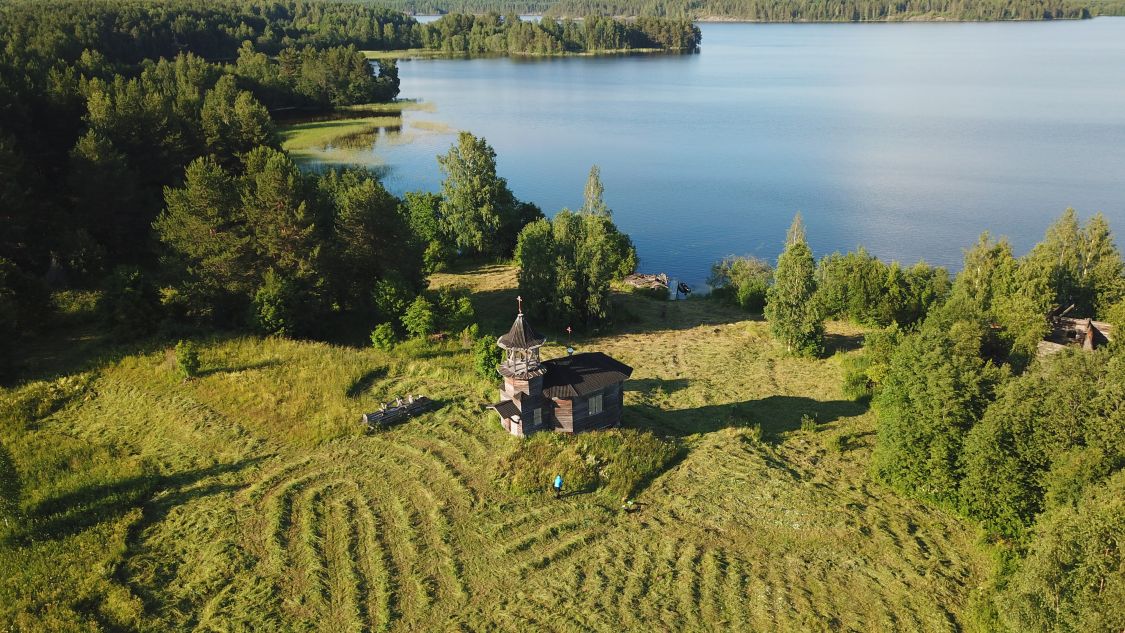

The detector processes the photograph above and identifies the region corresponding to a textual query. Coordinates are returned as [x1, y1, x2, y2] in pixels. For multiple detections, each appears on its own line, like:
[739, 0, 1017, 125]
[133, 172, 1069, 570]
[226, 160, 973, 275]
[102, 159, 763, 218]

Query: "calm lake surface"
[336, 20, 1125, 285]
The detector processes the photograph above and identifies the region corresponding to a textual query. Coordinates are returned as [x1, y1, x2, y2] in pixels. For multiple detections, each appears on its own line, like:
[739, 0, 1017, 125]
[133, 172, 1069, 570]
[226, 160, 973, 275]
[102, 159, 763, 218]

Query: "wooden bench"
[361, 396, 437, 429]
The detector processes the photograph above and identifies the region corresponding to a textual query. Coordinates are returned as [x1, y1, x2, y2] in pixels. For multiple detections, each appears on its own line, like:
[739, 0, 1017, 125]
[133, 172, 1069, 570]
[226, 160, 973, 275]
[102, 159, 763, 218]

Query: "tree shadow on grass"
[824, 332, 865, 355]
[625, 377, 691, 394]
[199, 359, 279, 377]
[625, 395, 869, 439]
[345, 367, 388, 398]
[24, 458, 264, 543]
[464, 287, 754, 344]
[8, 328, 259, 388]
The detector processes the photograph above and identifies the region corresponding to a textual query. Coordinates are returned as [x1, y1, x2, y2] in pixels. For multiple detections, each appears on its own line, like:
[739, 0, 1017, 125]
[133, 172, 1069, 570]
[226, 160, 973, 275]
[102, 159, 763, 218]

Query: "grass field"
[0, 264, 991, 631]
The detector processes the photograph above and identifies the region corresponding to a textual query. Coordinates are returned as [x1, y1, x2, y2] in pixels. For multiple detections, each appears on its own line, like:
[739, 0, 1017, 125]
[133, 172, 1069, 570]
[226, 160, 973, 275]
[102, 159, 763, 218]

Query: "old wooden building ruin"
[1038, 310, 1116, 357]
[487, 304, 632, 437]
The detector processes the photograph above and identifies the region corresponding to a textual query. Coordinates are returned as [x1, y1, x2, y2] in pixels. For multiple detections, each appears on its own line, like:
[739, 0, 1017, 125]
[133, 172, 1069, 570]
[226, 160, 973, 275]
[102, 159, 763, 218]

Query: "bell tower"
[496, 296, 548, 434]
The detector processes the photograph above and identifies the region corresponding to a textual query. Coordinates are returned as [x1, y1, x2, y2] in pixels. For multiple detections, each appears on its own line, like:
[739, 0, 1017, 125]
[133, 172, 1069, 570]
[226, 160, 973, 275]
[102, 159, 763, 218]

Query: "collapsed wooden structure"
[1038, 307, 1115, 357]
[361, 395, 437, 429]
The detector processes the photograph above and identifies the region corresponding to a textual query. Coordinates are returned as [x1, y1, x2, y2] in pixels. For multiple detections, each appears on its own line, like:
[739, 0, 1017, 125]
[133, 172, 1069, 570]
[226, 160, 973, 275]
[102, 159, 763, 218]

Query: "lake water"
[330, 20, 1125, 286]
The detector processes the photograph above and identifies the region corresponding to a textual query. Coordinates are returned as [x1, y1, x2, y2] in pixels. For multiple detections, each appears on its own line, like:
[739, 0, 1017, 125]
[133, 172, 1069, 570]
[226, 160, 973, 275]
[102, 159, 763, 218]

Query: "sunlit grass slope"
[0, 264, 989, 631]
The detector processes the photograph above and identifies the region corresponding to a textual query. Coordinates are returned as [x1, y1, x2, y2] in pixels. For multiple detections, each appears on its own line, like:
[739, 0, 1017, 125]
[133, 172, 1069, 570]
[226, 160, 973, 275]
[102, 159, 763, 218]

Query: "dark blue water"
[340, 20, 1125, 285]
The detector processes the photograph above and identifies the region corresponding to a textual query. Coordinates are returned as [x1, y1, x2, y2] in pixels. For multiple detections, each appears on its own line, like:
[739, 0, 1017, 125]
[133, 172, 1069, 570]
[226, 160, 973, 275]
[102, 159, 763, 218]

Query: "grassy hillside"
[0, 264, 989, 631]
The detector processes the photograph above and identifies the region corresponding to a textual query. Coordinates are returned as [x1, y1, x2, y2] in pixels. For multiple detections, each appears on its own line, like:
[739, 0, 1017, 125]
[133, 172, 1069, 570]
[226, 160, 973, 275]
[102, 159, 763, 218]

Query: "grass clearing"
[338, 100, 436, 114]
[363, 49, 452, 60]
[1, 263, 991, 631]
[278, 105, 453, 165]
[279, 116, 403, 155]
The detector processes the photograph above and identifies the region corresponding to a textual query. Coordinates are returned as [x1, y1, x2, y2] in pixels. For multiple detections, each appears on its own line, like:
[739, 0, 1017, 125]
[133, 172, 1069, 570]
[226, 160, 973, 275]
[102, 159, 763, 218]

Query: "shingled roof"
[542, 352, 633, 399]
[497, 313, 546, 350]
[488, 400, 521, 419]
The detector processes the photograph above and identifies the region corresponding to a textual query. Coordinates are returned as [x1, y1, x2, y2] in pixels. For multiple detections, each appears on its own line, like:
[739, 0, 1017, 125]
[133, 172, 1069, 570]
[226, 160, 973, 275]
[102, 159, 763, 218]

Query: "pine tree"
[67, 130, 140, 262]
[202, 75, 275, 164]
[765, 214, 824, 356]
[154, 156, 251, 321]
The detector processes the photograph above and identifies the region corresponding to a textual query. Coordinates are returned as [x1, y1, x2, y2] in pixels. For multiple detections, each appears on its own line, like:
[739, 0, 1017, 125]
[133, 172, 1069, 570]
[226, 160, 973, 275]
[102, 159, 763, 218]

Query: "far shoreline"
[409, 12, 1119, 24]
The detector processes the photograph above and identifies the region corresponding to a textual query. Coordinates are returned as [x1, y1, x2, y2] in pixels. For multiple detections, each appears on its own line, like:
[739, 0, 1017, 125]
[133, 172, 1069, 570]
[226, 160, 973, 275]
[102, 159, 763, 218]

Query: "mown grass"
[0, 263, 990, 631]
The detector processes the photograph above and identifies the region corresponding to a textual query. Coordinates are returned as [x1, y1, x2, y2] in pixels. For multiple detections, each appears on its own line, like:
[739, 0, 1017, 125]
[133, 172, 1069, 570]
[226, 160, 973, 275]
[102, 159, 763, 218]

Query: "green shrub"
[514, 209, 636, 325]
[841, 353, 874, 401]
[369, 322, 397, 350]
[436, 287, 475, 332]
[472, 336, 503, 378]
[744, 424, 764, 443]
[800, 413, 818, 432]
[459, 323, 480, 348]
[709, 255, 772, 312]
[766, 215, 824, 357]
[423, 239, 454, 273]
[100, 266, 160, 340]
[841, 325, 903, 401]
[960, 349, 1120, 541]
[498, 429, 682, 498]
[815, 250, 949, 328]
[373, 276, 413, 324]
[827, 433, 848, 453]
[174, 340, 201, 379]
[401, 295, 436, 339]
[1106, 297, 1125, 342]
[254, 269, 301, 336]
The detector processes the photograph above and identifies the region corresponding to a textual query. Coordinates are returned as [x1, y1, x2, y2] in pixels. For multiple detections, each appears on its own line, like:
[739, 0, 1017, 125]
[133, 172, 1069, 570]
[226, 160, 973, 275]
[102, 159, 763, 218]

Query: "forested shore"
[2, 0, 681, 371]
[542, 0, 1111, 20]
[372, 0, 1125, 20]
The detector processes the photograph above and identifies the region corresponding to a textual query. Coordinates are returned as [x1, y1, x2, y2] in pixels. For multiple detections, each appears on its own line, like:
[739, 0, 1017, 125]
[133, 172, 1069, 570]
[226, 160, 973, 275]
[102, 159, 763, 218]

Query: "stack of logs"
[622, 272, 668, 290]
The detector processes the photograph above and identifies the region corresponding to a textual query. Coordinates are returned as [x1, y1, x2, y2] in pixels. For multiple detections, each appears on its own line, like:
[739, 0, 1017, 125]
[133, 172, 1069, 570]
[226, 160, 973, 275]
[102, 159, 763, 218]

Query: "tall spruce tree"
[765, 214, 823, 356]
